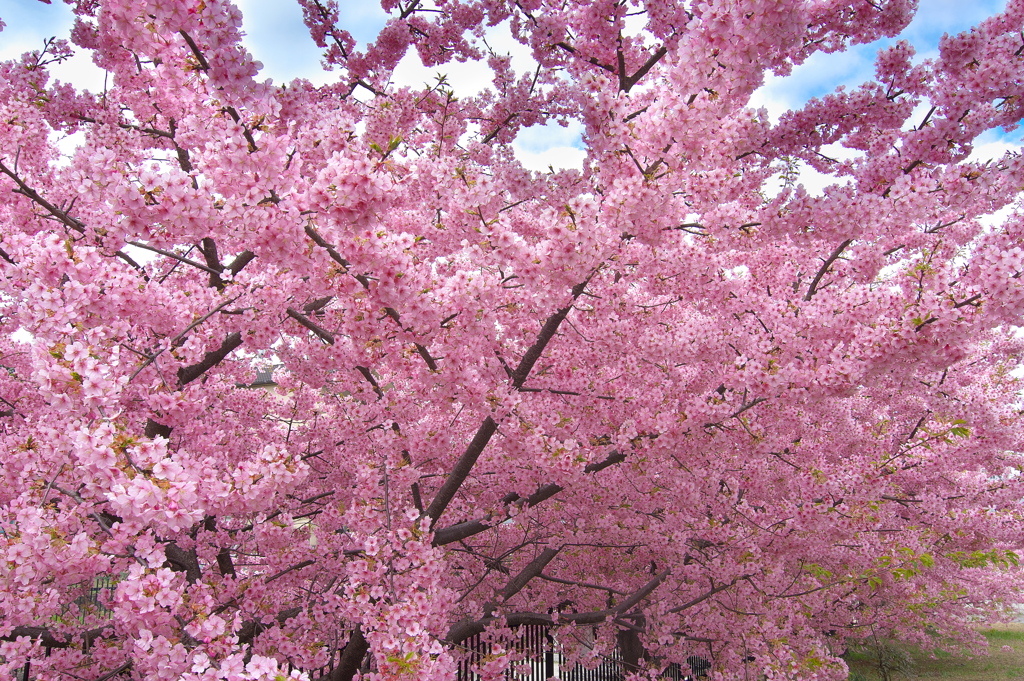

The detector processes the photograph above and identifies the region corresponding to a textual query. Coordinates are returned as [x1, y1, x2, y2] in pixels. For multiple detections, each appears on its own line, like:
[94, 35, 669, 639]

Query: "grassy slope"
[845, 625, 1024, 681]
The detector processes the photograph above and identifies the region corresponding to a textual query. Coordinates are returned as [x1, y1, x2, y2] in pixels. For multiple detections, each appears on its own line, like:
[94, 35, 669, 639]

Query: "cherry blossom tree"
[2, 0, 1024, 679]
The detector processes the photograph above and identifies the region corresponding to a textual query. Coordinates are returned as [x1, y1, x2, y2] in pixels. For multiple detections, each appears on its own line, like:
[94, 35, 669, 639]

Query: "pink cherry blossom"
[1, 0, 1024, 680]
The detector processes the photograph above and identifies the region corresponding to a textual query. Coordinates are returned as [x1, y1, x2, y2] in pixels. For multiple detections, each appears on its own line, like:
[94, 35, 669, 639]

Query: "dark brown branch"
[227, 250, 256, 275]
[425, 416, 498, 524]
[265, 559, 315, 583]
[203, 516, 236, 577]
[287, 307, 336, 344]
[482, 113, 517, 144]
[222, 105, 259, 153]
[92, 663, 132, 681]
[426, 278, 594, 523]
[554, 41, 616, 75]
[903, 159, 924, 174]
[584, 450, 626, 473]
[304, 224, 367, 286]
[127, 241, 223, 276]
[0, 160, 85, 233]
[355, 366, 385, 400]
[179, 31, 211, 71]
[304, 296, 333, 313]
[164, 542, 202, 584]
[667, 575, 750, 614]
[623, 106, 650, 123]
[304, 225, 439, 371]
[804, 239, 852, 301]
[415, 343, 439, 372]
[447, 569, 671, 643]
[881, 494, 923, 505]
[538, 572, 627, 595]
[432, 519, 491, 546]
[954, 293, 982, 309]
[178, 32, 258, 152]
[200, 237, 225, 288]
[145, 419, 173, 439]
[620, 45, 668, 93]
[326, 626, 368, 681]
[432, 450, 625, 546]
[115, 250, 146, 277]
[501, 547, 560, 601]
[704, 398, 766, 429]
[510, 276, 593, 389]
[236, 607, 302, 645]
[3, 624, 111, 649]
[177, 331, 243, 386]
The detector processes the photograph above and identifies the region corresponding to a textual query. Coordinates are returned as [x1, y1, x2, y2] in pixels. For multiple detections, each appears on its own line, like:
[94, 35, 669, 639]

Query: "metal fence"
[16, 600, 707, 681]
[453, 625, 704, 681]
[290, 625, 706, 681]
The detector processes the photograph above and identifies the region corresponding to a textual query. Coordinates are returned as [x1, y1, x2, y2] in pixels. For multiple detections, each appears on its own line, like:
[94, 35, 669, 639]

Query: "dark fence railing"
[452, 624, 705, 681]
[17, 601, 708, 681]
[288, 624, 707, 681]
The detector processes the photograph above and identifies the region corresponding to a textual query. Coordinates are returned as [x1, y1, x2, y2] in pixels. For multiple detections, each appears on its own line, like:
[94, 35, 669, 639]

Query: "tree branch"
[804, 239, 852, 301]
[668, 575, 751, 614]
[501, 546, 560, 601]
[326, 626, 369, 681]
[0, 159, 85, 233]
[127, 241, 223, 277]
[164, 542, 202, 584]
[287, 307, 336, 344]
[425, 416, 498, 524]
[620, 45, 668, 93]
[431, 450, 625, 546]
[446, 569, 670, 642]
[177, 331, 243, 386]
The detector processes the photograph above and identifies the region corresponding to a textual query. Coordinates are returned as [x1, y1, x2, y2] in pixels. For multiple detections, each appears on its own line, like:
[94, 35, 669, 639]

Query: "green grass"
[846, 626, 1024, 681]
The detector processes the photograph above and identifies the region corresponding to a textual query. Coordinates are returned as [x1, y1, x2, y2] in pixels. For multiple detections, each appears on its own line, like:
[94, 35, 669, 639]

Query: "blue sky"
[0, 0, 1017, 169]
[756, 0, 1010, 112]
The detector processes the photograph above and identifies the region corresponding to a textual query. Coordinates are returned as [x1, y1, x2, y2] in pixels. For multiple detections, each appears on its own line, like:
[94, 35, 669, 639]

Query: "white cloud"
[512, 144, 586, 173]
[0, 0, 106, 93]
[235, 0, 339, 86]
[967, 130, 1023, 165]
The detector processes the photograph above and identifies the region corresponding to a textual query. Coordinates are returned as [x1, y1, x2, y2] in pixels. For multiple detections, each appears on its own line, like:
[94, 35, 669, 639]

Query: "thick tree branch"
[501, 546, 560, 601]
[432, 450, 625, 546]
[228, 250, 256, 275]
[127, 241, 223, 277]
[425, 416, 498, 524]
[620, 46, 668, 93]
[804, 239, 853, 301]
[236, 607, 303, 646]
[177, 331, 243, 386]
[205, 516, 236, 577]
[287, 307, 336, 344]
[355, 366, 385, 399]
[509, 276, 593, 389]
[667, 575, 751, 614]
[164, 542, 202, 584]
[200, 237, 225, 288]
[324, 626, 368, 681]
[447, 569, 670, 642]
[0, 160, 85, 232]
[3, 625, 111, 649]
[0, 244, 15, 265]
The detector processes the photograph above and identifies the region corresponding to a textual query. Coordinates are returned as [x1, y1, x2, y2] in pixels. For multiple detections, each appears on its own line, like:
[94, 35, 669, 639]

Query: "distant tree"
[2, 0, 1024, 679]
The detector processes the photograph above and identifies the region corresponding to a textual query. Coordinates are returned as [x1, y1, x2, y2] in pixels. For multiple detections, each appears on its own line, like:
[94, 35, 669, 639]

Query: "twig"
[804, 239, 852, 301]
